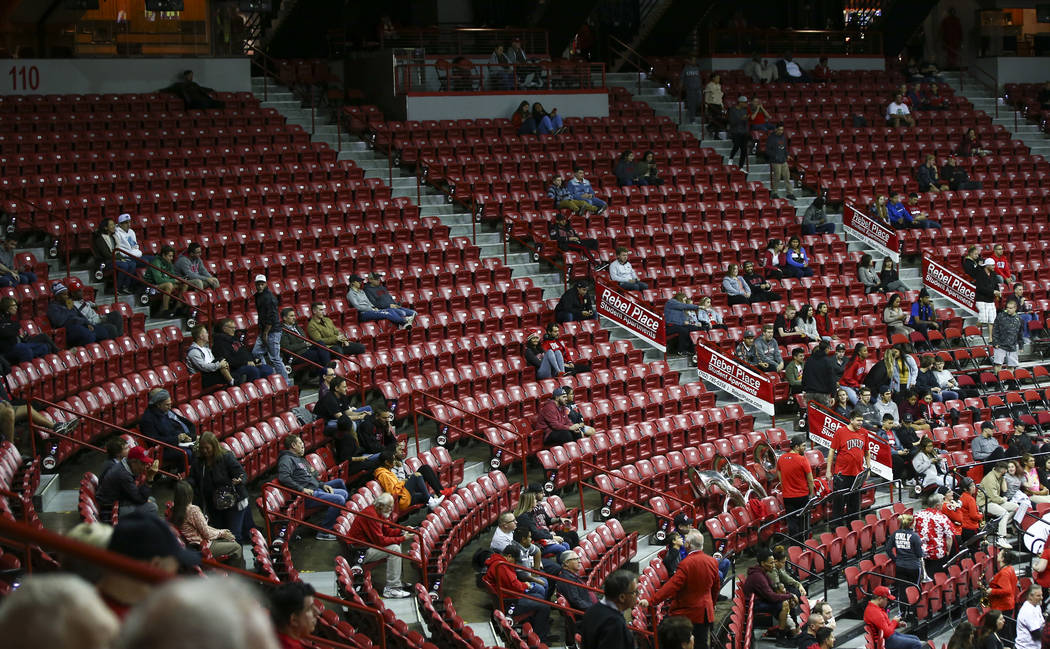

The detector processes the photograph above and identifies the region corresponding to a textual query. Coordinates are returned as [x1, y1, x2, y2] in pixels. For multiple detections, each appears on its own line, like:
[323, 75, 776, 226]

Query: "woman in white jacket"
[912, 437, 955, 491]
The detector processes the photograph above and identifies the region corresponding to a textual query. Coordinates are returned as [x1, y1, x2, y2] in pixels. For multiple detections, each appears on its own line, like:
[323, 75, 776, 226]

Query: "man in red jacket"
[863, 586, 922, 649]
[537, 387, 590, 446]
[651, 531, 721, 649]
[483, 545, 551, 643]
[347, 492, 413, 599]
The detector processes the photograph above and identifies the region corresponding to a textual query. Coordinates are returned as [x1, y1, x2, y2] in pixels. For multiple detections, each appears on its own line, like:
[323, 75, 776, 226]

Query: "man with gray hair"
[0, 573, 120, 649]
[114, 577, 278, 649]
[913, 488, 954, 575]
[347, 491, 414, 599]
[650, 530, 721, 649]
[556, 549, 598, 613]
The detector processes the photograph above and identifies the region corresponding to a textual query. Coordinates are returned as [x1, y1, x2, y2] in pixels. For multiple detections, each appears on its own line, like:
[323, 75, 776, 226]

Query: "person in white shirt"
[185, 324, 233, 388]
[886, 93, 915, 127]
[1015, 584, 1044, 649]
[113, 213, 151, 266]
[490, 511, 517, 552]
[608, 247, 648, 292]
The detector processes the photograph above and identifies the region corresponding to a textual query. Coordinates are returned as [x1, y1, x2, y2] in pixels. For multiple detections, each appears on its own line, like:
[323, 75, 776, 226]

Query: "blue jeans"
[65, 323, 96, 347]
[0, 271, 35, 287]
[581, 196, 607, 211]
[619, 281, 649, 291]
[536, 349, 564, 379]
[718, 557, 731, 581]
[5, 341, 50, 364]
[114, 260, 138, 290]
[885, 632, 923, 649]
[312, 479, 349, 529]
[358, 309, 408, 325]
[234, 363, 274, 384]
[1019, 313, 1038, 339]
[253, 330, 289, 380]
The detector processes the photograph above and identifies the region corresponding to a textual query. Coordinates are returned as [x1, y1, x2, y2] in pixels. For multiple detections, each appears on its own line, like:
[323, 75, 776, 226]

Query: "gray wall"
[0, 58, 251, 95]
[406, 92, 608, 121]
[974, 56, 1050, 86]
[705, 56, 886, 72]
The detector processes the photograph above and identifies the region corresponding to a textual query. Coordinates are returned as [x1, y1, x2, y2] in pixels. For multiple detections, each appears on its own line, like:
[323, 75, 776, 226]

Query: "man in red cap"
[863, 586, 922, 649]
[94, 445, 160, 517]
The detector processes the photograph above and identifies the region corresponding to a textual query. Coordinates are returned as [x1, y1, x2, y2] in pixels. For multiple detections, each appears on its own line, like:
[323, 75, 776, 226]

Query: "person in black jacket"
[556, 549, 599, 638]
[355, 409, 398, 457]
[95, 445, 159, 517]
[251, 275, 288, 382]
[212, 318, 274, 384]
[0, 297, 55, 364]
[92, 217, 138, 295]
[191, 431, 252, 542]
[801, 341, 837, 404]
[554, 282, 596, 323]
[974, 258, 1001, 339]
[550, 212, 601, 267]
[313, 376, 368, 461]
[139, 388, 196, 469]
[579, 570, 641, 649]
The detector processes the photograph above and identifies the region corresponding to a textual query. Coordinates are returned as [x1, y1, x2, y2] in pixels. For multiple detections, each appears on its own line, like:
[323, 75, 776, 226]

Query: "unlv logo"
[845, 438, 864, 450]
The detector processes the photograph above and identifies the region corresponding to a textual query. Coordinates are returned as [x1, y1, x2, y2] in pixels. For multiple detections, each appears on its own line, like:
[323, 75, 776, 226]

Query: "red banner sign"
[695, 341, 775, 416]
[843, 202, 901, 263]
[922, 256, 978, 314]
[594, 282, 666, 352]
[806, 403, 893, 481]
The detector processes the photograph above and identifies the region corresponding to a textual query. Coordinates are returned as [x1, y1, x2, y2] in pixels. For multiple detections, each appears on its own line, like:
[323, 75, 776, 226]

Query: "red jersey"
[991, 253, 1011, 281]
[832, 425, 867, 476]
[777, 452, 813, 499]
[1035, 545, 1050, 589]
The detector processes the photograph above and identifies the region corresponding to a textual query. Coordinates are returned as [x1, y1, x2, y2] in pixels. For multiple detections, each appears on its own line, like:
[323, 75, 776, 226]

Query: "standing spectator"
[702, 74, 726, 137]
[174, 243, 219, 290]
[0, 237, 35, 287]
[548, 175, 598, 214]
[680, 58, 703, 123]
[988, 551, 1018, 623]
[727, 96, 751, 167]
[185, 324, 233, 388]
[735, 331, 759, 366]
[0, 297, 55, 365]
[913, 488, 955, 576]
[754, 325, 785, 372]
[766, 124, 795, 200]
[777, 435, 814, 539]
[884, 294, 914, 337]
[941, 8, 963, 68]
[742, 548, 798, 635]
[364, 273, 416, 324]
[555, 282, 596, 323]
[826, 410, 871, 524]
[92, 218, 137, 295]
[916, 154, 948, 193]
[277, 435, 347, 540]
[139, 388, 196, 468]
[962, 246, 983, 280]
[609, 247, 648, 291]
[722, 263, 752, 305]
[802, 197, 834, 235]
[802, 341, 838, 403]
[143, 245, 185, 318]
[68, 278, 123, 338]
[741, 261, 781, 301]
[579, 570, 642, 649]
[95, 445, 159, 517]
[784, 348, 806, 394]
[975, 259, 1002, 339]
[990, 244, 1015, 285]
[549, 212, 601, 267]
[567, 167, 607, 213]
[169, 481, 243, 568]
[664, 293, 702, 357]
[886, 93, 915, 127]
[191, 431, 251, 543]
[484, 545, 552, 643]
[347, 275, 411, 329]
[864, 586, 923, 649]
[1016, 586, 1043, 649]
[908, 291, 939, 339]
[47, 281, 110, 347]
[213, 318, 274, 384]
[886, 513, 924, 600]
[783, 236, 813, 278]
[305, 303, 364, 358]
[635, 151, 663, 185]
[348, 492, 414, 598]
[650, 531, 721, 649]
[992, 298, 1023, 372]
[252, 275, 289, 382]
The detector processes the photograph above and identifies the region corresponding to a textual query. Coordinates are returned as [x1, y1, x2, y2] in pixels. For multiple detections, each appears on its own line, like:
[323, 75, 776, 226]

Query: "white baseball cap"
[254, 274, 267, 282]
[983, 258, 995, 267]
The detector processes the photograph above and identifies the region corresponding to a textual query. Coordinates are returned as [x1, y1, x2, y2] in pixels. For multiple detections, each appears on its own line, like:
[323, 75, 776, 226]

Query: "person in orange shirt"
[958, 477, 984, 550]
[777, 435, 815, 539]
[374, 449, 441, 511]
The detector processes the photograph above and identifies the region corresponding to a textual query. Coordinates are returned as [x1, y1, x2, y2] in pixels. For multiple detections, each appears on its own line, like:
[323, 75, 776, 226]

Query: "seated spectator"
[703, 74, 726, 137]
[549, 212, 600, 267]
[941, 155, 980, 190]
[858, 254, 885, 294]
[811, 56, 831, 82]
[802, 196, 834, 235]
[554, 281, 596, 323]
[68, 277, 123, 338]
[838, 344, 869, 403]
[609, 246, 648, 291]
[92, 217, 137, 295]
[741, 261, 781, 301]
[692, 296, 727, 331]
[774, 305, 808, 347]
[277, 434, 347, 540]
[755, 324, 785, 372]
[508, 527, 553, 595]
[347, 275, 411, 328]
[511, 100, 530, 130]
[0, 297, 55, 364]
[212, 318, 274, 384]
[537, 387, 593, 445]
[722, 263, 753, 305]
[761, 238, 786, 279]
[168, 480, 243, 568]
[744, 53, 778, 83]
[795, 304, 821, 343]
[735, 330, 759, 366]
[664, 292, 702, 357]
[899, 390, 933, 433]
[887, 191, 939, 229]
[488, 46, 512, 90]
[886, 93, 915, 127]
[47, 281, 114, 347]
[0, 237, 34, 287]
[907, 192, 942, 228]
[635, 151, 664, 185]
[185, 324, 234, 388]
[906, 83, 929, 110]
[567, 167, 607, 213]
[483, 545, 552, 643]
[749, 97, 775, 132]
[958, 127, 990, 156]
[0, 573, 120, 649]
[916, 154, 948, 193]
[268, 582, 321, 648]
[364, 272, 416, 323]
[143, 245, 185, 318]
[313, 376, 367, 454]
[174, 243, 219, 291]
[912, 438, 953, 490]
[542, 322, 590, 375]
[814, 302, 835, 342]
[908, 291, 939, 339]
[782, 236, 814, 278]
[491, 511, 518, 551]
[1012, 283, 1041, 341]
[281, 308, 331, 381]
[525, 330, 566, 379]
[990, 243, 1014, 285]
[555, 550, 598, 620]
[99, 436, 128, 480]
[613, 150, 642, 187]
[113, 212, 149, 269]
[95, 445, 159, 517]
[743, 548, 798, 635]
[870, 194, 891, 224]
[784, 348, 806, 394]
[561, 386, 595, 433]
[883, 294, 914, 337]
[0, 373, 78, 444]
[532, 102, 563, 135]
[140, 388, 196, 468]
[547, 175, 598, 215]
[390, 438, 450, 499]
[925, 84, 947, 110]
[864, 586, 923, 649]
[160, 70, 225, 110]
[347, 492, 414, 598]
[778, 53, 810, 82]
[879, 258, 910, 293]
[304, 302, 364, 357]
[375, 448, 443, 510]
[515, 483, 578, 552]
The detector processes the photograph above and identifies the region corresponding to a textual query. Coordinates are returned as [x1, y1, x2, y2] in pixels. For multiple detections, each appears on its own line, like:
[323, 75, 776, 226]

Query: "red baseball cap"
[128, 446, 151, 463]
[65, 276, 83, 292]
[873, 586, 895, 600]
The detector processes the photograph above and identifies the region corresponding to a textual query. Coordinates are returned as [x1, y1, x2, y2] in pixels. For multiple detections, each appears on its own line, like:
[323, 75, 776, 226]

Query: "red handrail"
[280, 325, 365, 395]
[503, 211, 573, 288]
[112, 246, 215, 326]
[0, 187, 72, 277]
[576, 456, 696, 532]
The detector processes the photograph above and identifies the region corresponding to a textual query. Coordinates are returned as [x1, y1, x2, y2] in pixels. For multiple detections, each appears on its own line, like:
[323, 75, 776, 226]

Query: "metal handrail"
[112, 246, 214, 326]
[377, 27, 550, 57]
[608, 35, 655, 98]
[395, 61, 605, 95]
[502, 211, 572, 286]
[0, 187, 72, 276]
[280, 324, 365, 388]
[578, 459, 696, 533]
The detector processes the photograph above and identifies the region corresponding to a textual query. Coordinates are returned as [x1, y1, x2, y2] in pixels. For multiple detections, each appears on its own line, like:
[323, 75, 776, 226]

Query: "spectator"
[990, 244, 1014, 285]
[185, 323, 233, 387]
[483, 545, 552, 643]
[1012, 283, 1040, 341]
[916, 154, 948, 193]
[931, 355, 967, 399]
[515, 483, 578, 553]
[755, 324, 785, 372]
[814, 303, 835, 342]
[784, 348, 806, 394]
[0, 372, 78, 444]
[735, 330, 758, 366]
[887, 191, 939, 229]
[0, 237, 34, 288]
[722, 263, 752, 305]
[884, 294, 914, 337]
[562, 386, 595, 432]
[305, 302, 364, 358]
[525, 330, 566, 379]
[978, 462, 1017, 548]
[312, 375, 368, 461]
[251, 275, 289, 381]
[511, 101, 530, 130]
[962, 245, 983, 279]
[491, 511, 518, 551]
[47, 281, 111, 347]
[826, 410, 870, 523]
[548, 175, 598, 214]
[268, 581, 320, 647]
[742, 548, 798, 635]
[488, 46, 512, 90]
[191, 431, 251, 542]
[908, 291, 939, 339]
[609, 246, 648, 291]
[99, 436, 129, 480]
[958, 127, 991, 157]
[783, 236, 813, 277]
[741, 261, 781, 301]
[650, 531, 721, 649]
[174, 243, 219, 290]
[906, 83, 929, 110]
[975, 609, 1007, 649]
[567, 167, 607, 213]
[0, 573, 120, 649]
[855, 388, 880, 431]
[1021, 453, 1050, 504]
[543, 323, 590, 375]
[886, 93, 915, 127]
[770, 545, 806, 600]
[956, 477, 984, 549]
[277, 434, 347, 540]
[779, 53, 810, 82]
[348, 492, 414, 598]
[975, 259, 1001, 339]
[871, 194, 891, 224]
[864, 586, 923, 649]
[798, 613, 826, 649]
[802, 197, 834, 235]
[941, 155, 980, 191]
[727, 95, 751, 167]
[143, 245, 185, 318]
[749, 97, 775, 132]
[838, 343, 870, 403]
[832, 389, 852, 418]
[702, 74, 726, 137]
[913, 440, 953, 491]
[766, 124, 795, 200]
[92, 217, 137, 295]
[160, 70, 224, 110]
[899, 389, 933, 433]
[1016, 585, 1043, 649]
[556, 550, 598, 633]
[635, 151, 663, 185]
[795, 304, 821, 343]
[915, 355, 952, 402]
[579, 570, 642, 649]
[347, 275, 411, 328]
[139, 388, 196, 468]
[390, 439, 450, 500]
[972, 422, 1005, 463]
[988, 551, 1018, 620]
[113, 213, 147, 268]
[68, 278, 123, 338]
[857, 255, 884, 294]
[554, 281, 596, 323]
[508, 527, 552, 595]
[811, 56, 831, 82]
[681, 57, 703, 123]
[665, 292, 702, 357]
[532, 102, 563, 136]
[744, 53, 778, 83]
[613, 151, 642, 186]
[907, 193, 942, 228]
[549, 212, 601, 268]
[0, 297, 54, 365]
[537, 387, 592, 445]
[364, 273, 415, 323]
[774, 305, 808, 346]
[95, 445, 159, 517]
[762, 238, 786, 279]
[169, 480, 243, 567]
[877, 257, 907, 291]
[692, 296, 726, 331]
[355, 408, 398, 460]
[375, 448, 442, 511]
[777, 435, 814, 538]
[213, 318, 274, 384]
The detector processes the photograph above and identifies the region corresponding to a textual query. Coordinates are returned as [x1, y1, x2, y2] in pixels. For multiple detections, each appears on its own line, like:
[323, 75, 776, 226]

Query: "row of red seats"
[0, 92, 257, 114]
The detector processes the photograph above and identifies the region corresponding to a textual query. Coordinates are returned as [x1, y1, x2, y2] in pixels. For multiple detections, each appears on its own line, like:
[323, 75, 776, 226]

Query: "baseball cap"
[674, 513, 693, 528]
[66, 276, 83, 291]
[737, 95, 748, 102]
[743, 330, 755, 338]
[253, 274, 267, 283]
[835, 344, 846, 351]
[117, 213, 132, 223]
[552, 387, 567, 398]
[108, 512, 200, 568]
[369, 272, 383, 280]
[349, 275, 364, 284]
[873, 586, 895, 600]
[983, 257, 995, 267]
[128, 446, 151, 463]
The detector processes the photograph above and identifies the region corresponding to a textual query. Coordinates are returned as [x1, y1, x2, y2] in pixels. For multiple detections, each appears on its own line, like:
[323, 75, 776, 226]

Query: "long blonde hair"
[513, 491, 537, 517]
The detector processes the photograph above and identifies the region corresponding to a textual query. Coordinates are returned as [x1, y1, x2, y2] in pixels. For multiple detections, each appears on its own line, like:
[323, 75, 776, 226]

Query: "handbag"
[213, 483, 236, 511]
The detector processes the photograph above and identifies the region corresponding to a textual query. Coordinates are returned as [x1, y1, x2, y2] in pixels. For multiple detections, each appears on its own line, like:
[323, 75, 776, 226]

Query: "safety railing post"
[388, 149, 393, 186]
[502, 220, 508, 265]
[577, 458, 587, 531]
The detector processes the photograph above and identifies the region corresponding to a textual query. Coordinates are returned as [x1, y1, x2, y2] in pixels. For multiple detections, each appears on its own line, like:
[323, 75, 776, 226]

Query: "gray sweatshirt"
[346, 287, 377, 312]
[971, 435, 1001, 461]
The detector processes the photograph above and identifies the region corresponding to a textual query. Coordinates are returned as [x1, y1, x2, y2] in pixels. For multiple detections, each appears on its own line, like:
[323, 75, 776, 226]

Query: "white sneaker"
[427, 495, 444, 509]
[996, 538, 1013, 549]
[383, 586, 411, 599]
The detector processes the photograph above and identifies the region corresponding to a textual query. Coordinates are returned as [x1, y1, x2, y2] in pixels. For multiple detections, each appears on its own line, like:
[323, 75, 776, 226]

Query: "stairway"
[941, 71, 1050, 160]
